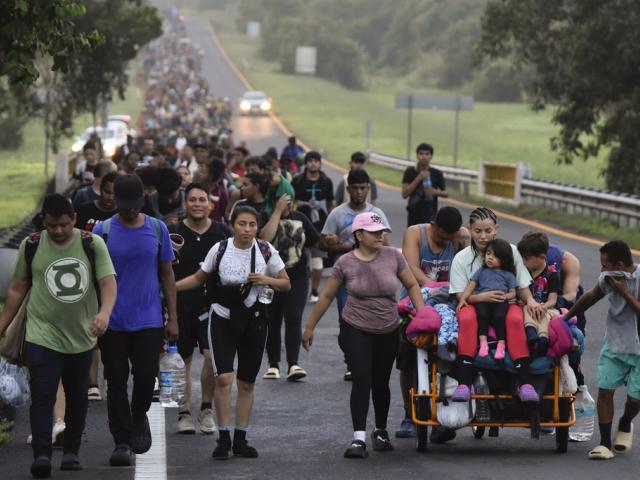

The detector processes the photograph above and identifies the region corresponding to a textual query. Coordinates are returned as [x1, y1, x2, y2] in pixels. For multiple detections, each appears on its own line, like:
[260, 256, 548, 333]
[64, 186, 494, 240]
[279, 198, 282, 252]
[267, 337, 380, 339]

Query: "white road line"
[134, 403, 167, 480]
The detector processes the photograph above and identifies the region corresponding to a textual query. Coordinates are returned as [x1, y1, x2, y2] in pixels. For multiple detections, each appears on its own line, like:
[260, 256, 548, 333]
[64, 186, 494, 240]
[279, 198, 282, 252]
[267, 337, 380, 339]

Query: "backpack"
[206, 238, 272, 304]
[100, 215, 163, 248]
[25, 230, 101, 303]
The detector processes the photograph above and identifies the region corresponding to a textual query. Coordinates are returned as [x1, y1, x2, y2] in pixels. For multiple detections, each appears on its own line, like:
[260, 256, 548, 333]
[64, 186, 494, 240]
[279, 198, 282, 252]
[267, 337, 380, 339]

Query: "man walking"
[170, 183, 232, 435]
[0, 194, 116, 477]
[292, 151, 334, 303]
[401, 143, 447, 227]
[93, 174, 178, 467]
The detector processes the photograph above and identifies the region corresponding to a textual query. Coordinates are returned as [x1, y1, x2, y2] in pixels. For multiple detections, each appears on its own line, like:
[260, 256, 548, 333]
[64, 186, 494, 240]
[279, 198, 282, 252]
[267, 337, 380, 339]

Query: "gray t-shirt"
[331, 247, 407, 334]
[321, 203, 390, 250]
[471, 268, 518, 294]
[598, 265, 640, 355]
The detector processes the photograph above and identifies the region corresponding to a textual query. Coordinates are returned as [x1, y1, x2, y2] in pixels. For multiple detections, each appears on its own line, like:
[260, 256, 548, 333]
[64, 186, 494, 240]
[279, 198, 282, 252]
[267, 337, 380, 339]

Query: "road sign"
[395, 94, 474, 166]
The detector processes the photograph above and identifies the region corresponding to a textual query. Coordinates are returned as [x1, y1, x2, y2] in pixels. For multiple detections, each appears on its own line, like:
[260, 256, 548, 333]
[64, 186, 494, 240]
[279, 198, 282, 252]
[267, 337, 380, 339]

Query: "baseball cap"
[351, 212, 391, 233]
[114, 174, 145, 210]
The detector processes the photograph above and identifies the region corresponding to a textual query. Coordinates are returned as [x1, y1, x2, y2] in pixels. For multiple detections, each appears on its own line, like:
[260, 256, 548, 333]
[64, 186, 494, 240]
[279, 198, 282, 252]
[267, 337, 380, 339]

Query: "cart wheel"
[472, 426, 485, 439]
[415, 397, 429, 452]
[555, 398, 570, 453]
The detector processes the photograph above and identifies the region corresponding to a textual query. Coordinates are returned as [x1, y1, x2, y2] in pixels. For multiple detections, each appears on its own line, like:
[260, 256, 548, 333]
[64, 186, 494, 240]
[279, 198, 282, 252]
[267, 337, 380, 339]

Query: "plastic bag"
[0, 357, 30, 407]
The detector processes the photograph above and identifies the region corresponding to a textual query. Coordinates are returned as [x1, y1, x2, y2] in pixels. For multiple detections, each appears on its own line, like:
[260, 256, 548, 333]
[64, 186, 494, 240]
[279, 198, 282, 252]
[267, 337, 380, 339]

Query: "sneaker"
[232, 440, 259, 458]
[88, 385, 102, 401]
[263, 367, 280, 380]
[109, 444, 132, 467]
[452, 384, 471, 402]
[60, 452, 82, 471]
[212, 436, 232, 460]
[30, 456, 51, 478]
[197, 409, 216, 435]
[344, 439, 368, 459]
[395, 418, 415, 438]
[286, 365, 307, 382]
[371, 429, 394, 451]
[309, 291, 320, 303]
[52, 420, 65, 446]
[130, 414, 152, 454]
[343, 371, 352, 382]
[177, 412, 196, 434]
[152, 378, 159, 402]
[517, 384, 539, 402]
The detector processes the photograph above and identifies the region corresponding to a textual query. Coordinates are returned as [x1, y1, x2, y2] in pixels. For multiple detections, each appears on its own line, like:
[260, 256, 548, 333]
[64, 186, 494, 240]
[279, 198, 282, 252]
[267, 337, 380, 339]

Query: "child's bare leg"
[597, 388, 615, 448]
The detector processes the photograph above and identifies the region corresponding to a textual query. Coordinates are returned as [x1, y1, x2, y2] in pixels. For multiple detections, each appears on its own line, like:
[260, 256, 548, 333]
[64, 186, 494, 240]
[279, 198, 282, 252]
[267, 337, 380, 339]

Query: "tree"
[0, 0, 102, 86]
[478, 0, 640, 194]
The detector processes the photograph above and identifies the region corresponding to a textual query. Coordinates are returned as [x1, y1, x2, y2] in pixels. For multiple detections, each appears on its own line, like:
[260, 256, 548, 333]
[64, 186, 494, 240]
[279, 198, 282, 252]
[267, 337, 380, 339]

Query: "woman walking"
[302, 212, 426, 459]
[176, 205, 290, 459]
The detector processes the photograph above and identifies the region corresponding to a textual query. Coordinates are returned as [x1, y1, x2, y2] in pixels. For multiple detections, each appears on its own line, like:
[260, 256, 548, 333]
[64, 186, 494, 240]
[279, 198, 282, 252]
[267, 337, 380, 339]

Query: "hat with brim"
[351, 212, 391, 233]
[114, 174, 145, 210]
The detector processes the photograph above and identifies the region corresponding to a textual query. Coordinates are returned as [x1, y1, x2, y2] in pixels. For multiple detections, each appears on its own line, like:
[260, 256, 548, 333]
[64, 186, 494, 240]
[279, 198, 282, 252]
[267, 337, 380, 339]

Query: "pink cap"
[351, 212, 391, 233]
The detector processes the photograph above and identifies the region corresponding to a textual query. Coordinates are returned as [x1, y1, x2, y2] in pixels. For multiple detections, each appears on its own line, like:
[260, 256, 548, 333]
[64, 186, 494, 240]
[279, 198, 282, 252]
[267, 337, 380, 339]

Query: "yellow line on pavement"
[205, 20, 640, 257]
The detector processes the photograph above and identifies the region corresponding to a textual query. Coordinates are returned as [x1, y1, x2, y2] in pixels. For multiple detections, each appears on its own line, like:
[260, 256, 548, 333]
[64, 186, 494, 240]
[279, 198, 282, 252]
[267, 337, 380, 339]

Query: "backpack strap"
[101, 217, 112, 243]
[214, 238, 230, 276]
[148, 216, 163, 248]
[256, 239, 272, 264]
[24, 232, 42, 283]
[80, 231, 101, 306]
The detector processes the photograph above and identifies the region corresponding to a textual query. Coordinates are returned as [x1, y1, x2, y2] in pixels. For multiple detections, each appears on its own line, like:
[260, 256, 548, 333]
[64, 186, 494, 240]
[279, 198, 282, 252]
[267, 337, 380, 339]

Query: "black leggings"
[475, 301, 509, 340]
[339, 322, 399, 431]
[266, 273, 309, 367]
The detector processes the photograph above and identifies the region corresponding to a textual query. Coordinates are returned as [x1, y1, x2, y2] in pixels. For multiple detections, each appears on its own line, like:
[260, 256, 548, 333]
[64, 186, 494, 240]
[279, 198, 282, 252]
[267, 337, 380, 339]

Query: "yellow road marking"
[205, 20, 640, 257]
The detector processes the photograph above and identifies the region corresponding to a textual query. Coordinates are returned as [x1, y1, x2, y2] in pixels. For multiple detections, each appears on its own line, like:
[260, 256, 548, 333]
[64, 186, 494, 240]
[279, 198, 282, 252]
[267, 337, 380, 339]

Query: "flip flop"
[613, 424, 634, 453]
[588, 445, 615, 460]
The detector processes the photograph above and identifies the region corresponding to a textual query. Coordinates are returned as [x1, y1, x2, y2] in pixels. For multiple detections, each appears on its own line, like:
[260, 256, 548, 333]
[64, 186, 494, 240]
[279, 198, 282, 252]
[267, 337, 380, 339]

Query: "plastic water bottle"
[473, 372, 491, 422]
[159, 345, 186, 408]
[569, 385, 595, 442]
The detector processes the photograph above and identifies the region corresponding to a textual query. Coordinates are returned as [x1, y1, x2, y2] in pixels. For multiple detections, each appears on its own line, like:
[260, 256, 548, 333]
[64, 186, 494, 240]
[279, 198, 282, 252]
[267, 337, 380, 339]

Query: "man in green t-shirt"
[0, 194, 116, 478]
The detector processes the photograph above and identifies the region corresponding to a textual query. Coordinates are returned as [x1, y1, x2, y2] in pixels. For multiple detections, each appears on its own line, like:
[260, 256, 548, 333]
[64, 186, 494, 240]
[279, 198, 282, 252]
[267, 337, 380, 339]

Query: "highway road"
[1, 15, 638, 480]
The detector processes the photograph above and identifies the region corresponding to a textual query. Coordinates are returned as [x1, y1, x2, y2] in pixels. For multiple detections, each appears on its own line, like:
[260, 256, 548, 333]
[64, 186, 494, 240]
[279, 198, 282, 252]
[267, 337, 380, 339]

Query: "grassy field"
[209, 12, 608, 190]
[0, 83, 144, 229]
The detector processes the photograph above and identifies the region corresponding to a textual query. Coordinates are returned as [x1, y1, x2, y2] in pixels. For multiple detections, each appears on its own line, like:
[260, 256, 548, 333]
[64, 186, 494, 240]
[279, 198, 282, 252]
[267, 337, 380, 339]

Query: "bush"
[470, 60, 525, 102]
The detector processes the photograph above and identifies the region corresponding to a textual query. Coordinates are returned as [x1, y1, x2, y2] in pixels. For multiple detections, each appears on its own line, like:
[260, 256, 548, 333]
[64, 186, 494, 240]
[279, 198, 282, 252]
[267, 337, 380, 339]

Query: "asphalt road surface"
[1, 16, 639, 480]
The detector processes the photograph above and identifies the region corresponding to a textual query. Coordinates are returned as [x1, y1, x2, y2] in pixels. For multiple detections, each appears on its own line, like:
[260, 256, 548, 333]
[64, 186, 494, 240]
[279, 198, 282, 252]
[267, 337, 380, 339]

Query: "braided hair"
[468, 207, 498, 271]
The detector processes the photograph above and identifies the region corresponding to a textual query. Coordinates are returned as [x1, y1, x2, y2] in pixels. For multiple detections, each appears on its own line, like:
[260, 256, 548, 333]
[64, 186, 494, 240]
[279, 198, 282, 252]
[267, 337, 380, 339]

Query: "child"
[456, 238, 517, 360]
[563, 240, 640, 460]
[517, 232, 562, 356]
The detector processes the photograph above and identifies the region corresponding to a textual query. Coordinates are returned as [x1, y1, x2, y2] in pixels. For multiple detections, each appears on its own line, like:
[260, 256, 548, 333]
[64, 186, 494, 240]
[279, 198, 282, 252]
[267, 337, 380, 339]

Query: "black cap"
[304, 150, 321, 163]
[192, 142, 208, 150]
[114, 174, 144, 210]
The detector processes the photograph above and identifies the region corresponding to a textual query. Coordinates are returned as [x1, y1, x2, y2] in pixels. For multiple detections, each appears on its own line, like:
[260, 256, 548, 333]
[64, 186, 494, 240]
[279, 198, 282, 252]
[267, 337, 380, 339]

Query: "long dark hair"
[485, 238, 516, 276]
[468, 207, 497, 270]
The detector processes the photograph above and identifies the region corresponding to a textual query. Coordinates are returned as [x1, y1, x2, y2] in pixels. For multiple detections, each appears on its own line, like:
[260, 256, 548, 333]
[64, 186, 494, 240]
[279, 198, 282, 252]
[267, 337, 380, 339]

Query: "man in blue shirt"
[93, 174, 178, 467]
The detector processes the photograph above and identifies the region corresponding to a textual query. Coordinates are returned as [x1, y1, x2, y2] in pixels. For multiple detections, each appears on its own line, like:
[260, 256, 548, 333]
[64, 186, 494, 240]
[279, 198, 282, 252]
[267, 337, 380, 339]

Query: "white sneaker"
[309, 292, 319, 304]
[286, 365, 307, 382]
[197, 408, 217, 435]
[52, 420, 65, 445]
[263, 367, 280, 379]
[88, 386, 102, 401]
[177, 412, 196, 434]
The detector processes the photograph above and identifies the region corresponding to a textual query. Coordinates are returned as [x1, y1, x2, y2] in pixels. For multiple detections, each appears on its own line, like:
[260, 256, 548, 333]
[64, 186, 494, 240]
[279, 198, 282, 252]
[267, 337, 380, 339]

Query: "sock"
[494, 342, 506, 360]
[513, 357, 532, 386]
[353, 430, 366, 443]
[525, 326, 538, 343]
[599, 422, 612, 449]
[233, 428, 247, 445]
[536, 337, 549, 356]
[618, 400, 640, 433]
[479, 340, 489, 357]
[200, 402, 212, 411]
[457, 356, 474, 386]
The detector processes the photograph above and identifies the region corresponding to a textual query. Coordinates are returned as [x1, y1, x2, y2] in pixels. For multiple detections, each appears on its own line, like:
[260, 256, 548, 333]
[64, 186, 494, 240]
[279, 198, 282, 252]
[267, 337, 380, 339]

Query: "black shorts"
[395, 323, 416, 372]
[209, 308, 268, 384]
[177, 307, 210, 359]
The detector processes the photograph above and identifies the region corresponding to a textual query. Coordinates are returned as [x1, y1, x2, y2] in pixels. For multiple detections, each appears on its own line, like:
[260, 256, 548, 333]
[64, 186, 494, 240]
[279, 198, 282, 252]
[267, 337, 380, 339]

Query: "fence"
[367, 150, 640, 229]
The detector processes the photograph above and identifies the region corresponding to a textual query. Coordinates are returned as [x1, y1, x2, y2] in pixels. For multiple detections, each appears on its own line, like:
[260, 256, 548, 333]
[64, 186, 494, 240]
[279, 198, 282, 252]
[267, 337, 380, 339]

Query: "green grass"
[0, 419, 13, 446]
[0, 83, 144, 229]
[209, 12, 608, 190]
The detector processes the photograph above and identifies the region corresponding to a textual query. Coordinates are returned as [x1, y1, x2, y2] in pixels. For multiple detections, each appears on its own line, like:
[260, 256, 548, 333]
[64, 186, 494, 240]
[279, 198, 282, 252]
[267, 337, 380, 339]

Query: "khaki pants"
[524, 308, 559, 338]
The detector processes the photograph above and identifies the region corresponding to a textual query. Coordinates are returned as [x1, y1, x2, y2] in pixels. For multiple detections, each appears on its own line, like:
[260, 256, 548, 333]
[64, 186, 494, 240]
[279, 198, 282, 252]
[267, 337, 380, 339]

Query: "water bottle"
[159, 345, 186, 408]
[422, 177, 432, 189]
[569, 385, 595, 442]
[258, 285, 274, 304]
[473, 372, 492, 422]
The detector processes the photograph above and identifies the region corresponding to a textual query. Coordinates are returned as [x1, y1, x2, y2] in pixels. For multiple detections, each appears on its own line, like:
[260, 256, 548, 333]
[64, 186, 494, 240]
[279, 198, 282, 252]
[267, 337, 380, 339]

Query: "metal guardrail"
[367, 150, 640, 229]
